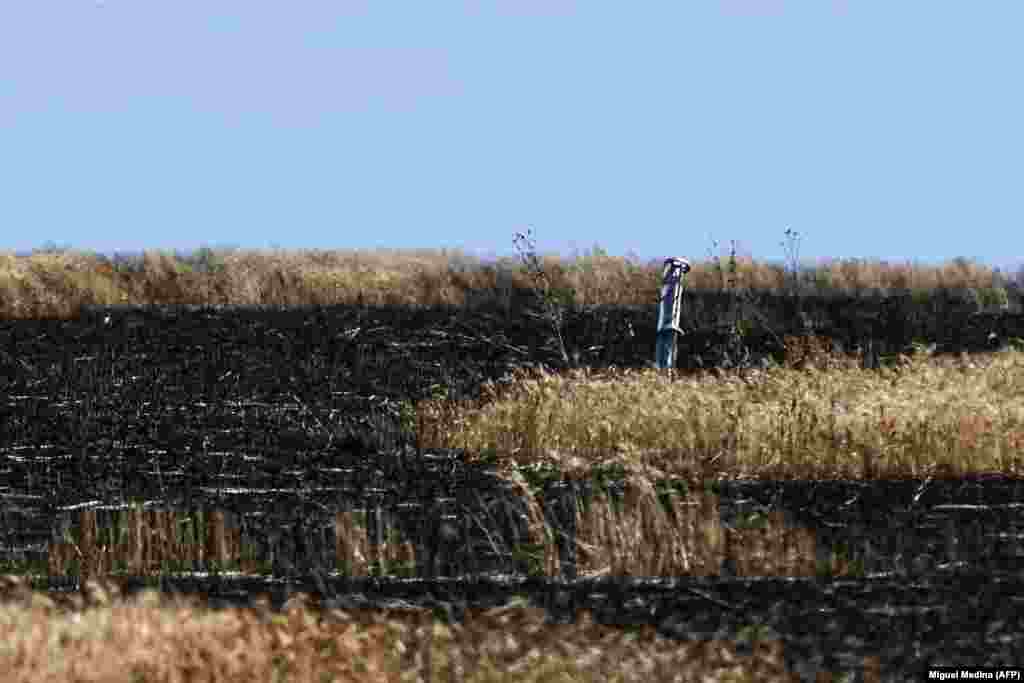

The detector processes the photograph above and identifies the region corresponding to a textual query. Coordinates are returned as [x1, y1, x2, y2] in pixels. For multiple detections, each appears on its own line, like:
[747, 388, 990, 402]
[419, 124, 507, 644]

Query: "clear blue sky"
[2, 1, 1021, 275]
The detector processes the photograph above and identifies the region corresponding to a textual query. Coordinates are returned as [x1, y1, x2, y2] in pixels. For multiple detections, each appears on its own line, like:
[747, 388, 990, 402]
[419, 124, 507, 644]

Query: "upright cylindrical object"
[655, 257, 691, 370]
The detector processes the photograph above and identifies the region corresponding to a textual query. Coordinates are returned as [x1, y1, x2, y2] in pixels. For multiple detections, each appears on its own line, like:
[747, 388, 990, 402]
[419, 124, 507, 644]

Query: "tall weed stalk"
[512, 226, 575, 370]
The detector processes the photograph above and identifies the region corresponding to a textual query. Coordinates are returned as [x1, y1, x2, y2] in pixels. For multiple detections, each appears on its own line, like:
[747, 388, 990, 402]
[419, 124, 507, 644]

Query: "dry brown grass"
[43, 475, 852, 587]
[1, 575, 875, 683]
[0, 576, 398, 683]
[0, 243, 1016, 319]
